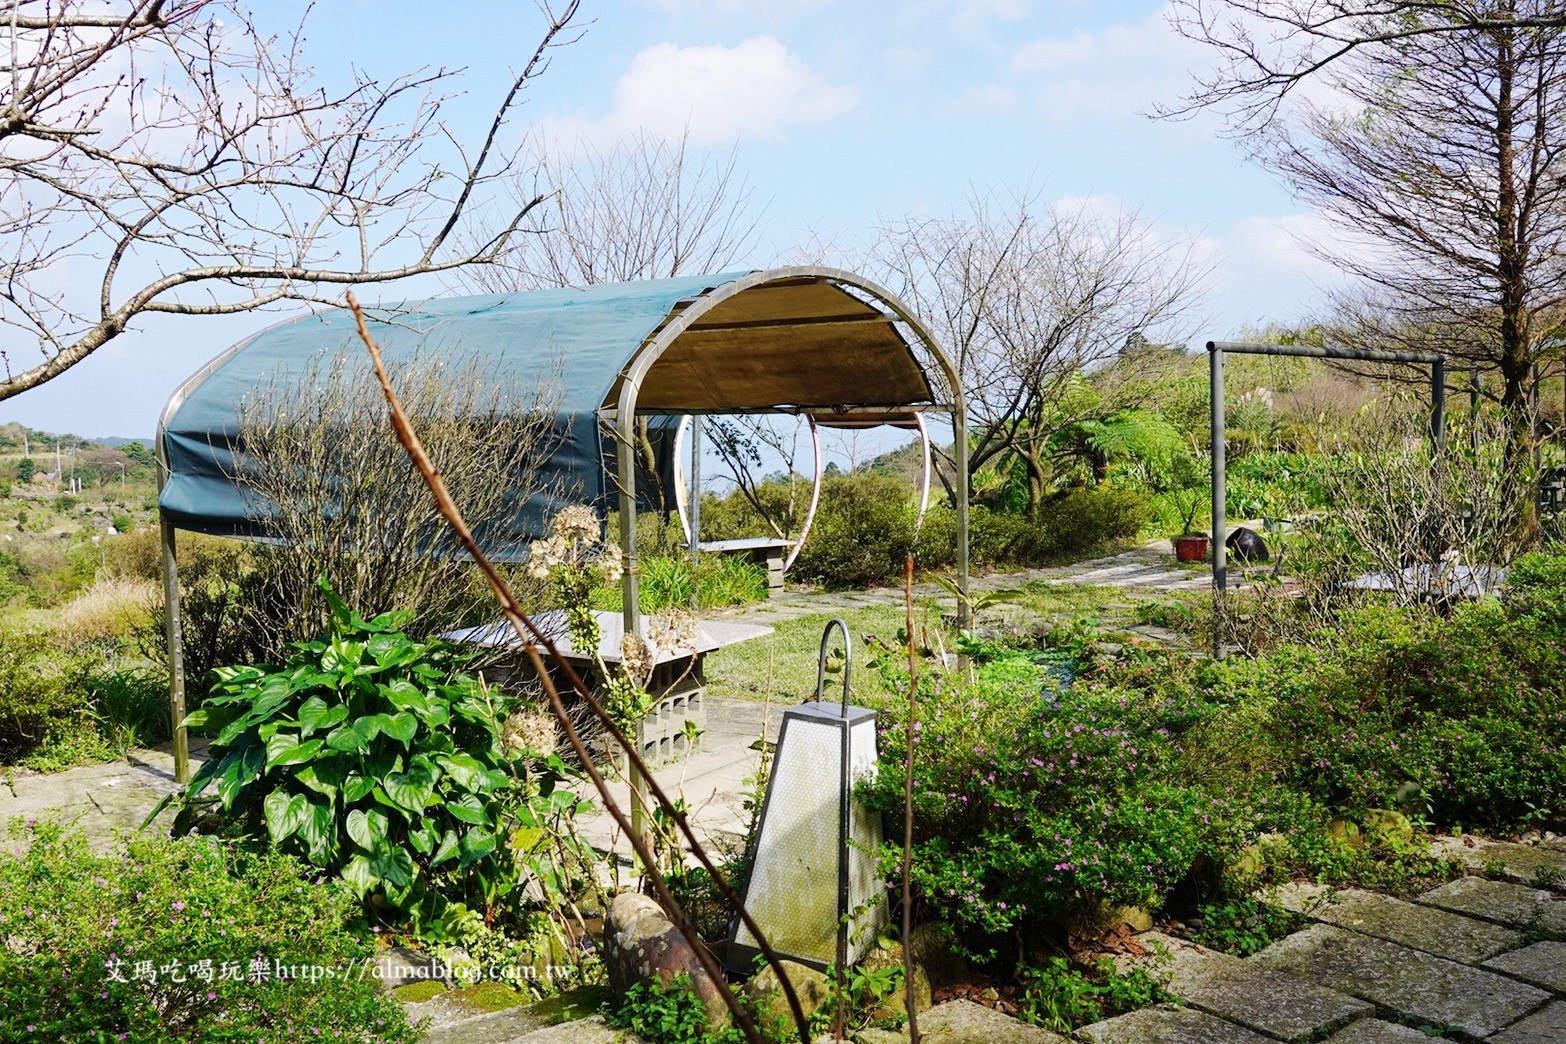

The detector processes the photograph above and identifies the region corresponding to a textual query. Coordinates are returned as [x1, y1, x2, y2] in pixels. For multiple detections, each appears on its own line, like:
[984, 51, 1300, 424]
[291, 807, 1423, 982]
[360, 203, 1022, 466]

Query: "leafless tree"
[871, 188, 1209, 514]
[0, 0, 580, 401]
[1164, 1, 1566, 127]
[452, 129, 762, 293]
[454, 131, 772, 545]
[1166, 0, 1566, 458]
[1322, 405, 1524, 603]
[234, 353, 561, 658]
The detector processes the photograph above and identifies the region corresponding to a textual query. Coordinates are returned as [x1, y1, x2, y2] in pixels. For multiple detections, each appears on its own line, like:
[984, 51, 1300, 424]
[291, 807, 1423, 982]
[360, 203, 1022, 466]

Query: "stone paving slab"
[1418, 877, 1566, 937]
[918, 999, 1068, 1043]
[1488, 1000, 1566, 1044]
[1131, 931, 1372, 1043]
[1296, 887, 1524, 964]
[1324, 1019, 1444, 1043]
[1483, 941, 1566, 994]
[0, 746, 203, 845]
[506, 1015, 626, 1043]
[851, 1000, 1068, 1044]
[1074, 1004, 1275, 1044]
[1430, 837, 1566, 892]
[1249, 923, 1551, 1039]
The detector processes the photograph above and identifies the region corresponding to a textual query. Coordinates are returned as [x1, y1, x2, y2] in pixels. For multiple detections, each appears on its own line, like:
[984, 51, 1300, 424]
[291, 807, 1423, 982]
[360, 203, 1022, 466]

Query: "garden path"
[1086, 855, 1566, 1043]
[715, 536, 1216, 632]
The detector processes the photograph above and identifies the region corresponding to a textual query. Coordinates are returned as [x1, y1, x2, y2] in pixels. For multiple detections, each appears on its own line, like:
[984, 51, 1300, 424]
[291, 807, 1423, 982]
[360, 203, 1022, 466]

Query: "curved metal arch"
[613, 266, 969, 635]
[671, 413, 824, 575]
[912, 412, 933, 538]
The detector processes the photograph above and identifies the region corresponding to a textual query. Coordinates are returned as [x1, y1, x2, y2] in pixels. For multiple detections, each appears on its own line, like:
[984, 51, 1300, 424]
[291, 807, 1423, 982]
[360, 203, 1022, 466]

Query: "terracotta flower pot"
[1172, 534, 1210, 563]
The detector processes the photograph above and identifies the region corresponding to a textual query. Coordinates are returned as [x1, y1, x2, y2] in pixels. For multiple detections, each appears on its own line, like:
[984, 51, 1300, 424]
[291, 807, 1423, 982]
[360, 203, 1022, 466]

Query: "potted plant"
[1168, 451, 1210, 563]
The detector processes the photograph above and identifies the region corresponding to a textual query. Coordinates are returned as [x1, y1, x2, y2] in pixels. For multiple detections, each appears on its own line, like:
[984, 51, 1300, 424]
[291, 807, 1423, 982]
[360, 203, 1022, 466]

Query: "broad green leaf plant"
[161, 581, 599, 934]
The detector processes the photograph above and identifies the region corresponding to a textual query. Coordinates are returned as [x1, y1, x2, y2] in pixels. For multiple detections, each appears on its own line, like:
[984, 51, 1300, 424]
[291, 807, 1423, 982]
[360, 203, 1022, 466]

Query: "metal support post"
[1210, 345, 1227, 659]
[160, 518, 189, 784]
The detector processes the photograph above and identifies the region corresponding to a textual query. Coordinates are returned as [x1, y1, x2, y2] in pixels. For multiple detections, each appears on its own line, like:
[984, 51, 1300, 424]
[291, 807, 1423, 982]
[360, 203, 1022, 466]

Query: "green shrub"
[1033, 485, 1152, 559]
[791, 473, 932, 587]
[604, 974, 715, 1043]
[1270, 602, 1566, 828]
[1505, 543, 1566, 630]
[165, 583, 598, 940]
[860, 655, 1239, 960]
[0, 624, 93, 762]
[1016, 957, 1171, 1033]
[1190, 898, 1303, 956]
[0, 819, 418, 1043]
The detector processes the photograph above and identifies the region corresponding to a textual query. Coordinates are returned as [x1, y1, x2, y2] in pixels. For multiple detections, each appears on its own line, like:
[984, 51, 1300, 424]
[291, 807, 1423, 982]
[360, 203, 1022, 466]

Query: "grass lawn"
[704, 603, 917, 705]
[702, 581, 1195, 704]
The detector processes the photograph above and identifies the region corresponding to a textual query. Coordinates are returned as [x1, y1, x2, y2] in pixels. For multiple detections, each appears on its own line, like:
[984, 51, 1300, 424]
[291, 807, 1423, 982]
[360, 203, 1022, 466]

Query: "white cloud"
[943, 84, 1020, 117]
[942, 0, 1030, 38]
[1206, 209, 1358, 328]
[545, 37, 858, 147]
[651, 0, 829, 17]
[1007, 5, 1210, 125]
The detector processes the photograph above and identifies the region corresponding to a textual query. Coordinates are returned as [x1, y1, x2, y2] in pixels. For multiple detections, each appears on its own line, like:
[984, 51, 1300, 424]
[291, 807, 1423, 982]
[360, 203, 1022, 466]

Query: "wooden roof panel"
[635, 318, 933, 410]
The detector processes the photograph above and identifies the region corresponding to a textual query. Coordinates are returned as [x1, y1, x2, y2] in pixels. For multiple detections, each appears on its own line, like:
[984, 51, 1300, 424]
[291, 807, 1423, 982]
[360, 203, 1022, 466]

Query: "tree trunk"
[1494, 15, 1537, 465]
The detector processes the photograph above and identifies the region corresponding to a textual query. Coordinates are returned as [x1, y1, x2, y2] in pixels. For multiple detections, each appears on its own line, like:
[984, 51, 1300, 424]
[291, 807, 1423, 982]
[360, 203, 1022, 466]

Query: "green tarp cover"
[159, 272, 748, 558]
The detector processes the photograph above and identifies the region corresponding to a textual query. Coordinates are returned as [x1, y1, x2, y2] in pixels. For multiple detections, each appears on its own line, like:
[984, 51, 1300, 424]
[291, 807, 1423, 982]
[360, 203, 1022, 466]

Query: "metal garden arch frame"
[1207, 340, 1446, 658]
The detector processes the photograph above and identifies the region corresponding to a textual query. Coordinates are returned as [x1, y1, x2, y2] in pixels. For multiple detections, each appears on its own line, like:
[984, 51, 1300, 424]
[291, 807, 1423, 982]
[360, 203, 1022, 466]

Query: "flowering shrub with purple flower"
[0, 818, 418, 1042]
[861, 656, 1243, 959]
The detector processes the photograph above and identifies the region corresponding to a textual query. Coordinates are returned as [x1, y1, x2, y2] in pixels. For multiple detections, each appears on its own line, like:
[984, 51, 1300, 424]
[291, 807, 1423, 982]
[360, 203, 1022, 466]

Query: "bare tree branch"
[870, 187, 1210, 513]
[0, 0, 582, 401]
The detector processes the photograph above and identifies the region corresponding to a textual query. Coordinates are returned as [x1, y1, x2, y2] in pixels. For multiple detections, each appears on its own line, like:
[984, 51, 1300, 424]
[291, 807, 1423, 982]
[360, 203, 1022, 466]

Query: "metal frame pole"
[160, 516, 189, 784]
[689, 416, 702, 573]
[954, 406, 970, 632]
[1431, 358, 1446, 451]
[1210, 345, 1227, 660]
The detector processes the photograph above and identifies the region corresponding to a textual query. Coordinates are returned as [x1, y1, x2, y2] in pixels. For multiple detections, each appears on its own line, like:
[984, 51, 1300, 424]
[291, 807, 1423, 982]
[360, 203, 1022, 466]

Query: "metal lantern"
[728, 621, 888, 973]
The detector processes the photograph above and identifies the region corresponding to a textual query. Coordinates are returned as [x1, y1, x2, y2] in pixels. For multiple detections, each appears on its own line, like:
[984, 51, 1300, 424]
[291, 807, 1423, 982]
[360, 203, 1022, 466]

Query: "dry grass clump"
[54, 576, 157, 645]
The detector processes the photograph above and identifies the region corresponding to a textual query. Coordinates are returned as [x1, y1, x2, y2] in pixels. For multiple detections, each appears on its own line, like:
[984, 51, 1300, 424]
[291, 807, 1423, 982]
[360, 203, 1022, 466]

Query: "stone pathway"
[1086, 847, 1566, 1043]
[720, 537, 1217, 631]
[0, 743, 197, 844]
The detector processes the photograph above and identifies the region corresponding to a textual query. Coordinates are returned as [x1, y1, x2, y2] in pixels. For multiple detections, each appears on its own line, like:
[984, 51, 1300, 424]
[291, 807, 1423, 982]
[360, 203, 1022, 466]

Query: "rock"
[1128, 932, 1371, 1043]
[1327, 816, 1364, 848]
[1416, 876, 1566, 937]
[850, 1000, 1068, 1043]
[1362, 809, 1414, 847]
[1230, 833, 1283, 879]
[1226, 527, 1269, 563]
[908, 922, 969, 990]
[602, 892, 730, 1033]
[861, 938, 932, 1022]
[1324, 1019, 1438, 1043]
[1429, 835, 1566, 891]
[745, 959, 831, 1030]
[919, 999, 1067, 1042]
[1489, 1000, 1566, 1044]
[1079, 1004, 1275, 1043]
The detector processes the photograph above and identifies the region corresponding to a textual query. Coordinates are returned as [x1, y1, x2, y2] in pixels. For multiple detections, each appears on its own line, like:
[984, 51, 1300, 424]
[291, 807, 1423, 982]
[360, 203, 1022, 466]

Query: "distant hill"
[0, 423, 150, 454]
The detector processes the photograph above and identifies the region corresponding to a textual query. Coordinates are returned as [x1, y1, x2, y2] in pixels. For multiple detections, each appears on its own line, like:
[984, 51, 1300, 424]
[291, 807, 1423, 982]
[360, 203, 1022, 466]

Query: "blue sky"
[1, 0, 1345, 439]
